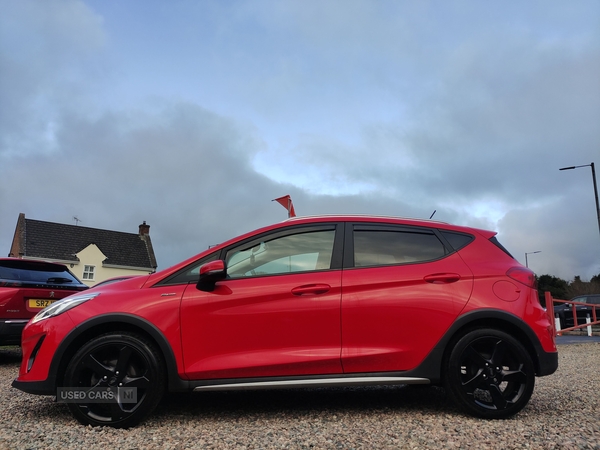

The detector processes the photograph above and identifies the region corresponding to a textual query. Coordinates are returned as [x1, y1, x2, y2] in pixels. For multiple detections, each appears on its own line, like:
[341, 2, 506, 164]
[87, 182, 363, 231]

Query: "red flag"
[273, 195, 296, 218]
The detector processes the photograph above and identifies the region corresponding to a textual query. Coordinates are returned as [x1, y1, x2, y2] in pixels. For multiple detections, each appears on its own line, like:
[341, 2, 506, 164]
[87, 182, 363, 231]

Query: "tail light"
[507, 267, 537, 288]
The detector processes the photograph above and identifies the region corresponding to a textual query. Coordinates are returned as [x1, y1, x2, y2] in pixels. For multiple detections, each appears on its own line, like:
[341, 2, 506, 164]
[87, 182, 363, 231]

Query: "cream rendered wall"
[74, 244, 153, 287]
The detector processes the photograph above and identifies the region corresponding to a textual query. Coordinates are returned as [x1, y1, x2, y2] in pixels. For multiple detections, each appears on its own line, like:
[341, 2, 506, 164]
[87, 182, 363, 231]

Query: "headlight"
[31, 293, 100, 324]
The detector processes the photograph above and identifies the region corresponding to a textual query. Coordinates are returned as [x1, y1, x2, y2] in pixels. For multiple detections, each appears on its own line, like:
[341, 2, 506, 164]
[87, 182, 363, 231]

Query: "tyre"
[63, 332, 166, 428]
[444, 328, 535, 419]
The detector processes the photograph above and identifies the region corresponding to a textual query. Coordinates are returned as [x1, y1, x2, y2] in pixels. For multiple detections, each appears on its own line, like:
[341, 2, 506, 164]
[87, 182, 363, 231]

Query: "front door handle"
[291, 284, 331, 296]
[424, 273, 461, 284]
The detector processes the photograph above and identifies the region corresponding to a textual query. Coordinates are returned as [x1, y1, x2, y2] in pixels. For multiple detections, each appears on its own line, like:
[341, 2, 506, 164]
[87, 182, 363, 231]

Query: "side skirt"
[193, 376, 430, 392]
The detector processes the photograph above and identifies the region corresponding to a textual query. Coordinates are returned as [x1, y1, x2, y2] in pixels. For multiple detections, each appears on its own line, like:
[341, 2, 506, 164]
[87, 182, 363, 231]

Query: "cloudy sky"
[1, 0, 599, 280]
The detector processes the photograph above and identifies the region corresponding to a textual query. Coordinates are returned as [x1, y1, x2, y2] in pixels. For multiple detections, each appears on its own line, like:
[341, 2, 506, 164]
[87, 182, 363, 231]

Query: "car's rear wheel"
[63, 332, 165, 428]
[444, 328, 535, 419]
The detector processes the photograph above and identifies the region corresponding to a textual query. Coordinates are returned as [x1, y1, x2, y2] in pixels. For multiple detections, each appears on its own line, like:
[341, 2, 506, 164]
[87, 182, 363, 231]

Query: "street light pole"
[559, 162, 600, 239]
[525, 251, 541, 268]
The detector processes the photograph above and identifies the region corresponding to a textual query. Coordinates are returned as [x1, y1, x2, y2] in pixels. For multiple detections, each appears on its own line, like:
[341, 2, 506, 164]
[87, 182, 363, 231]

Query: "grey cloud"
[499, 199, 600, 279]
[0, 0, 106, 157]
[279, 40, 600, 204]
[0, 99, 425, 269]
[1, 103, 279, 268]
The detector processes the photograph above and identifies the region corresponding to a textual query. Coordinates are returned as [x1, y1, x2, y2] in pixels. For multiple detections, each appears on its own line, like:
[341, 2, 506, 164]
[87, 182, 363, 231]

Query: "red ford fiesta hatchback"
[12, 216, 557, 428]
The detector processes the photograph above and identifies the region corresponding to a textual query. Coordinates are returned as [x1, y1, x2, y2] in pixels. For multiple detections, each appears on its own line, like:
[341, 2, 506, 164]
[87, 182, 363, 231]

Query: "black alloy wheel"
[444, 328, 535, 419]
[63, 332, 165, 428]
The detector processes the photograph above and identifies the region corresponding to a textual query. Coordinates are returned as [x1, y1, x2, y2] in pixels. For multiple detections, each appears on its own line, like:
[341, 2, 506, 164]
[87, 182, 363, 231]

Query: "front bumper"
[12, 378, 56, 395]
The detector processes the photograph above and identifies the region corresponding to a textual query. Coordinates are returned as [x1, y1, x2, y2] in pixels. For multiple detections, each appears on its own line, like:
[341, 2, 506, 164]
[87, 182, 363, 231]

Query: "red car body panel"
[341, 252, 474, 373]
[452, 235, 556, 353]
[180, 270, 343, 379]
[17, 314, 76, 382]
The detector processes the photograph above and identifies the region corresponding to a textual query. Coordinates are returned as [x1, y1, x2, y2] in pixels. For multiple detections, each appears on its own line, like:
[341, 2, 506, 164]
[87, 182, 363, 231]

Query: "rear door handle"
[291, 284, 331, 296]
[424, 273, 461, 284]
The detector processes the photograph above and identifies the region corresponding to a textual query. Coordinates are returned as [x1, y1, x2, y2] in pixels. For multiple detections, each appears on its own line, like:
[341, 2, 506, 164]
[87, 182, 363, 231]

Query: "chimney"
[139, 221, 150, 236]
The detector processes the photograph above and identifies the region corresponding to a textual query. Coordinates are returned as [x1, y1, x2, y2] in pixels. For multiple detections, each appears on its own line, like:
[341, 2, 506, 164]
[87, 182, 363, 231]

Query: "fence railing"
[545, 292, 600, 336]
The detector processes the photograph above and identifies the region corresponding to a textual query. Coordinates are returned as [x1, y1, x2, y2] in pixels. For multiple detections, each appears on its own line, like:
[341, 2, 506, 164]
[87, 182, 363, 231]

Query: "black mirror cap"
[196, 260, 227, 292]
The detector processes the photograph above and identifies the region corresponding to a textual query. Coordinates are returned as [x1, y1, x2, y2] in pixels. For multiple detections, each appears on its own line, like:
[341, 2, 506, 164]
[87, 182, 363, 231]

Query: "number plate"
[28, 299, 57, 309]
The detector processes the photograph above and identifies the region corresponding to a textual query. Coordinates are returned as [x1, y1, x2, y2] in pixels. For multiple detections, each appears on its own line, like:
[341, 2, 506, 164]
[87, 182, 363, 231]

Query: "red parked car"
[0, 258, 88, 346]
[12, 216, 557, 428]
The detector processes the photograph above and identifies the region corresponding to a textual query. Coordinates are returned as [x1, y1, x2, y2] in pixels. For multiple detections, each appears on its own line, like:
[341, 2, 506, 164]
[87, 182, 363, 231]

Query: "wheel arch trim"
[416, 309, 556, 383]
[49, 314, 188, 393]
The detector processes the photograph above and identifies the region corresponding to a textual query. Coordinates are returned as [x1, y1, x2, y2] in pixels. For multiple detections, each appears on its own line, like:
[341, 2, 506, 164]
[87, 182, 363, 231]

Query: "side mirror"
[197, 260, 227, 292]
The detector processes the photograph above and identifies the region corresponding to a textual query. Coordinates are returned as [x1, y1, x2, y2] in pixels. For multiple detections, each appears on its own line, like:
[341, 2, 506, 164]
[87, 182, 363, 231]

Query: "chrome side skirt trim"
[193, 376, 430, 392]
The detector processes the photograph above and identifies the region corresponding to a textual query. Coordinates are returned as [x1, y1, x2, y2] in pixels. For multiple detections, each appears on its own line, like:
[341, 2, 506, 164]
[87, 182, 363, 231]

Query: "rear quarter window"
[488, 236, 515, 259]
[439, 231, 474, 251]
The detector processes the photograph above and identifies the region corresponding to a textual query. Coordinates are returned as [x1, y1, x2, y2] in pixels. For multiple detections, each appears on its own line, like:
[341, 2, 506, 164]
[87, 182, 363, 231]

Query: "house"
[8, 213, 158, 286]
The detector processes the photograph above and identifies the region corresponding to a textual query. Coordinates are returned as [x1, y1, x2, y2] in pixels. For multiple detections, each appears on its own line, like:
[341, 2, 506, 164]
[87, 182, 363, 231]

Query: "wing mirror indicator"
[197, 260, 227, 292]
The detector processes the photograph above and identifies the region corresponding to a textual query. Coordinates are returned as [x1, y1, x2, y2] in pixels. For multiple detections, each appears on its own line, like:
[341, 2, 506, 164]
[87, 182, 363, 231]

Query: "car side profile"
[12, 216, 558, 428]
[0, 258, 88, 345]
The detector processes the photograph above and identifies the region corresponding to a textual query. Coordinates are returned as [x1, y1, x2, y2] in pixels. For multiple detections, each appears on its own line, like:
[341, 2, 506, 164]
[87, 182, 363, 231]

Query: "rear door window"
[352, 226, 448, 267]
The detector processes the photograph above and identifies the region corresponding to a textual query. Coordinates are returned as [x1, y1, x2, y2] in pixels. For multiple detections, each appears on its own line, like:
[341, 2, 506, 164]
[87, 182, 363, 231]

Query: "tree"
[566, 274, 600, 298]
[537, 274, 569, 306]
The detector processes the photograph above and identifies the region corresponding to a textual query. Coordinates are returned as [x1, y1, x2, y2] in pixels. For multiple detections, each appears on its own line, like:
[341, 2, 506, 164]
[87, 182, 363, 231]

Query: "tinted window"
[571, 295, 600, 305]
[440, 231, 473, 251]
[354, 229, 446, 267]
[0, 260, 82, 285]
[226, 229, 335, 278]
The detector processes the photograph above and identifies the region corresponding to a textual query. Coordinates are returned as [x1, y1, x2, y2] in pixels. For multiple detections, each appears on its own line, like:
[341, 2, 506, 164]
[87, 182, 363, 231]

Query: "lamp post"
[525, 251, 541, 268]
[559, 162, 600, 239]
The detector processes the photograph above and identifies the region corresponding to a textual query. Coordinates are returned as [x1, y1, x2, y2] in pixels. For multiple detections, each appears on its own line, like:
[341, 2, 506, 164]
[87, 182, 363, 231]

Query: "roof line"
[283, 214, 449, 224]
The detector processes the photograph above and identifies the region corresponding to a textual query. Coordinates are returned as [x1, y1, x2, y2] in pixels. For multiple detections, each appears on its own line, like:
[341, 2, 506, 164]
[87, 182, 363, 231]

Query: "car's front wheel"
[444, 328, 535, 419]
[63, 332, 165, 428]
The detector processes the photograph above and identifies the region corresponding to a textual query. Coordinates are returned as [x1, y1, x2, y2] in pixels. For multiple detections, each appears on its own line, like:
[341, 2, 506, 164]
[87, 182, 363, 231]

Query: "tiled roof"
[16, 218, 156, 269]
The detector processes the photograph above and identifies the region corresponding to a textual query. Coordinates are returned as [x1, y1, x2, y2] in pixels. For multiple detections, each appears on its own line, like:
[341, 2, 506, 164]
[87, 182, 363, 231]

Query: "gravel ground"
[0, 344, 598, 450]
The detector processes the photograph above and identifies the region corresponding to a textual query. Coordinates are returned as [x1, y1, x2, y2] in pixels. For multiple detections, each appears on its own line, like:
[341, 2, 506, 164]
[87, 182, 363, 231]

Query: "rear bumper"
[0, 319, 29, 346]
[537, 349, 558, 376]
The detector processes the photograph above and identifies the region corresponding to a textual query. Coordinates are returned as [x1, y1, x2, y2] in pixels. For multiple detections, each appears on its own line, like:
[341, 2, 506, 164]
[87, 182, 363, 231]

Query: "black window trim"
[156, 251, 219, 286]
[489, 236, 514, 259]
